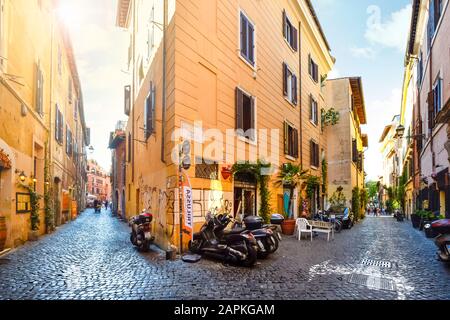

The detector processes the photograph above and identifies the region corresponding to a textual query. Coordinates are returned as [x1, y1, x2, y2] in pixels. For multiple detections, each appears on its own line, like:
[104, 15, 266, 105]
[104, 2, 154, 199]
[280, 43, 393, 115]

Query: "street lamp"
[396, 125, 405, 139]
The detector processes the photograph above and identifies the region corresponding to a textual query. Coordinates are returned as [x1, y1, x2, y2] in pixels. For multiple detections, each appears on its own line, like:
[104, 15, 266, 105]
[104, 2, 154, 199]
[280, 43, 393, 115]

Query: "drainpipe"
[131, 0, 136, 183]
[298, 21, 303, 169]
[161, 0, 167, 164]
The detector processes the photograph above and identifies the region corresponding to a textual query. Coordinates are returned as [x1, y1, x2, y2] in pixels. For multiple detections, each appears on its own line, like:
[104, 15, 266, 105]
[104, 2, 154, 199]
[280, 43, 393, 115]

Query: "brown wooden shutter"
[124, 85, 131, 116]
[428, 90, 435, 130]
[240, 14, 247, 57]
[236, 87, 243, 130]
[292, 26, 298, 51]
[310, 140, 314, 165]
[250, 96, 255, 141]
[294, 128, 299, 158]
[308, 54, 312, 77]
[292, 74, 298, 105]
[282, 10, 286, 38]
[283, 63, 288, 96]
[248, 23, 254, 64]
[151, 83, 156, 134]
[284, 122, 289, 155]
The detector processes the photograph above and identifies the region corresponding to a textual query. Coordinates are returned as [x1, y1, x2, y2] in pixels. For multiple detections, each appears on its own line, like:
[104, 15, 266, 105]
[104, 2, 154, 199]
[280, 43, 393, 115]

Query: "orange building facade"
[116, 0, 335, 250]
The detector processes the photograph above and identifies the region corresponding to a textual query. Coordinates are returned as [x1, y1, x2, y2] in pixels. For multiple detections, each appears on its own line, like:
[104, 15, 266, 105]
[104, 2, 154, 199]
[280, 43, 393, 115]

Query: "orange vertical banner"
[180, 169, 193, 242]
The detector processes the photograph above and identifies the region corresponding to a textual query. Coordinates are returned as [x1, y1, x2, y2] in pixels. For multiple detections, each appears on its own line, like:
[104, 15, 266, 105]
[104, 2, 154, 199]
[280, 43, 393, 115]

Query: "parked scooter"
[394, 210, 405, 222]
[232, 214, 282, 259]
[188, 213, 258, 267]
[431, 219, 450, 262]
[129, 210, 155, 252]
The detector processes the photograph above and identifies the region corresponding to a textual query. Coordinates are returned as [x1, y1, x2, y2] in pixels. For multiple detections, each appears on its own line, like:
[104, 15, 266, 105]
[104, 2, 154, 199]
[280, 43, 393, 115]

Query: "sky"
[58, 0, 412, 181]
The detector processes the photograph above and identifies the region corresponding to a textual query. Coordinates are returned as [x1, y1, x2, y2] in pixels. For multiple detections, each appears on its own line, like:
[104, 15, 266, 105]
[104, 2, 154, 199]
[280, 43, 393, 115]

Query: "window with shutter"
[55, 105, 59, 142]
[283, 63, 297, 105]
[35, 64, 44, 116]
[310, 96, 318, 125]
[309, 55, 319, 83]
[144, 82, 155, 140]
[284, 122, 298, 159]
[310, 141, 319, 168]
[283, 10, 298, 51]
[428, 90, 435, 131]
[240, 11, 255, 66]
[235, 87, 256, 141]
[352, 139, 358, 163]
[124, 85, 131, 116]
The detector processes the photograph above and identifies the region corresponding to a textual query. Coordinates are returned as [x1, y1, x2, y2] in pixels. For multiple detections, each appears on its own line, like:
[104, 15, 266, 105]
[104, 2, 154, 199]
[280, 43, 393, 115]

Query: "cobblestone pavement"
[0, 210, 449, 300]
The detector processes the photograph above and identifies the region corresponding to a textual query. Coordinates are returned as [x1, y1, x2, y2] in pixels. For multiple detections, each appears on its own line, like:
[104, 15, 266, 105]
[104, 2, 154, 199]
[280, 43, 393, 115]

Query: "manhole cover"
[360, 259, 392, 268]
[346, 273, 396, 291]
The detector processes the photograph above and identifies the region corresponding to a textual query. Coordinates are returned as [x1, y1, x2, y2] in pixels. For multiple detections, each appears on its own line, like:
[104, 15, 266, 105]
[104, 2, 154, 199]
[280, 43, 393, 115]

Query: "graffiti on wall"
[137, 174, 234, 239]
[192, 189, 233, 217]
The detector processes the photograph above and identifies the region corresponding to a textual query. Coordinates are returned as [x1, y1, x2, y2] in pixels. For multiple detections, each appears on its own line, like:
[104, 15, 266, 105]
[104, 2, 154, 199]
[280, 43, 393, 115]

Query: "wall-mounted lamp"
[19, 171, 27, 182]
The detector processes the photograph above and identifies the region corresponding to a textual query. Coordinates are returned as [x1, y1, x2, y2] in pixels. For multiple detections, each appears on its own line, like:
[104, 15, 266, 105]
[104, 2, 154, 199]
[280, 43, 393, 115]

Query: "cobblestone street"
[0, 210, 449, 300]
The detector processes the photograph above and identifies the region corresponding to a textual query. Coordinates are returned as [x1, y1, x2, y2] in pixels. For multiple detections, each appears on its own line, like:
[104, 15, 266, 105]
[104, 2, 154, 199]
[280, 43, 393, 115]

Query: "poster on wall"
[181, 169, 193, 241]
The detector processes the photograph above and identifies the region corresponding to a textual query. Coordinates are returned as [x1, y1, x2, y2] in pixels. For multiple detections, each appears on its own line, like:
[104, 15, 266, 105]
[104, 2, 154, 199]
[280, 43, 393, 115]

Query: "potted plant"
[274, 163, 309, 235]
[25, 184, 42, 241]
[411, 210, 421, 229]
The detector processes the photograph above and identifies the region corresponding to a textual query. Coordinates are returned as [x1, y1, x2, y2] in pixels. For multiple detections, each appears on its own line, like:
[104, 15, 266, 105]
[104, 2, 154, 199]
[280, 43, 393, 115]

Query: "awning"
[0, 148, 12, 169]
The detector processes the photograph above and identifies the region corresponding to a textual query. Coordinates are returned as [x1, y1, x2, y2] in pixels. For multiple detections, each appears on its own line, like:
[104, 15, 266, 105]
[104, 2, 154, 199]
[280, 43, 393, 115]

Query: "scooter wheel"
[267, 236, 279, 254]
[139, 242, 149, 252]
[188, 240, 201, 254]
[241, 244, 257, 267]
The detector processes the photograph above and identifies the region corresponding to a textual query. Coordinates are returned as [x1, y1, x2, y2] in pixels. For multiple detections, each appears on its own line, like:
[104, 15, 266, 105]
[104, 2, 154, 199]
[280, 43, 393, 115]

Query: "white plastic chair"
[295, 218, 313, 242]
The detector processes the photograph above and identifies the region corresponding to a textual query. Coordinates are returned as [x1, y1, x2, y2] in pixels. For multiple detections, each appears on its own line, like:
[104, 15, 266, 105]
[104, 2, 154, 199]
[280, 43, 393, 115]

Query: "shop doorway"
[233, 172, 257, 218]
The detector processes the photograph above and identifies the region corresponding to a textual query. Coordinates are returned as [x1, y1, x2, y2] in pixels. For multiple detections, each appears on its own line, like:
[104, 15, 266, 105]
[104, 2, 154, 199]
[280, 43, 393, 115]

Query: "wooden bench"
[308, 220, 334, 242]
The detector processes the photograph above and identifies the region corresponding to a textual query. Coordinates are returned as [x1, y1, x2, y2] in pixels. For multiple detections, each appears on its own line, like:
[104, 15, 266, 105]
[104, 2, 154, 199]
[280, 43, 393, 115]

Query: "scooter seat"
[223, 227, 246, 235]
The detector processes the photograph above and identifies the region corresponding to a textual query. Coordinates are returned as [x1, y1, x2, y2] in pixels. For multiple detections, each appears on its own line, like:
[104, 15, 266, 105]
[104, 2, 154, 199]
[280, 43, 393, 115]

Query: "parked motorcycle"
[232, 215, 282, 259]
[188, 213, 258, 267]
[314, 211, 343, 232]
[431, 219, 450, 262]
[129, 211, 155, 252]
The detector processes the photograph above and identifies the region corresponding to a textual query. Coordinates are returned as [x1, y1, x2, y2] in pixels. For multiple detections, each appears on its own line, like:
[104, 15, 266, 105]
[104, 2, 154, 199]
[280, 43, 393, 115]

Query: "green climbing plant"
[352, 187, 361, 222]
[321, 108, 341, 128]
[18, 183, 42, 231]
[232, 160, 272, 223]
[44, 143, 55, 233]
[321, 159, 328, 194]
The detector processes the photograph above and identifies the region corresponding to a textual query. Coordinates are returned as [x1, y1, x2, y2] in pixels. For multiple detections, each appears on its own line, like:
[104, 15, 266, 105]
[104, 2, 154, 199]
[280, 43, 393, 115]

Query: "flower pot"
[411, 214, 421, 229]
[281, 219, 296, 235]
[0, 216, 7, 252]
[28, 230, 39, 242]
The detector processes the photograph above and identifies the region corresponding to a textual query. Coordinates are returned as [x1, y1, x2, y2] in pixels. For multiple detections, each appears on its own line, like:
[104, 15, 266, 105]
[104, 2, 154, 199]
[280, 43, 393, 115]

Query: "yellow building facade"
[0, 0, 88, 250]
[325, 77, 368, 207]
[116, 0, 334, 251]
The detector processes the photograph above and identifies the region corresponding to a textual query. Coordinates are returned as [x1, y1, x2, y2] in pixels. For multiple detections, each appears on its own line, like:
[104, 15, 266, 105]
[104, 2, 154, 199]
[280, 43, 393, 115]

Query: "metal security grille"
[360, 259, 392, 268]
[195, 163, 219, 180]
[346, 274, 396, 292]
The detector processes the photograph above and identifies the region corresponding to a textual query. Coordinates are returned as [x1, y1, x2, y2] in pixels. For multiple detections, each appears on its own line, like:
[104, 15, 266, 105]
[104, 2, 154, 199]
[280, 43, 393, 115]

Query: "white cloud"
[350, 46, 376, 59]
[328, 67, 340, 79]
[364, 89, 402, 181]
[365, 4, 412, 52]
